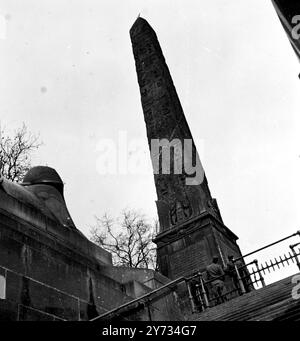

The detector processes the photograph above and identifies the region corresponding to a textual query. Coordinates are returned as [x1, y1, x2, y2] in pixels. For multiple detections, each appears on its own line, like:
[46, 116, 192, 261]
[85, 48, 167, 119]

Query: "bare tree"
[0, 123, 42, 182]
[90, 209, 158, 270]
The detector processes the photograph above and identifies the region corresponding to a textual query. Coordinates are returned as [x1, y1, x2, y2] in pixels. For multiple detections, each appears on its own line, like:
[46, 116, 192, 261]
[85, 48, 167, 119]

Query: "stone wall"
[0, 186, 183, 321]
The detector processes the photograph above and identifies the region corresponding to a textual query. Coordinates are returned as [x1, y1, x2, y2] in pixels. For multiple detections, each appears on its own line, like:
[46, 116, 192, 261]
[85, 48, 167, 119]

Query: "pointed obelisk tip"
[132, 15, 147, 25]
[130, 15, 152, 37]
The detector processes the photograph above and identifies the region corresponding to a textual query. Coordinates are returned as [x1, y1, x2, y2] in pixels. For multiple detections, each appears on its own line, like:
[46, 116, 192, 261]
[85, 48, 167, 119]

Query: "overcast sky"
[0, 0, 300, 276]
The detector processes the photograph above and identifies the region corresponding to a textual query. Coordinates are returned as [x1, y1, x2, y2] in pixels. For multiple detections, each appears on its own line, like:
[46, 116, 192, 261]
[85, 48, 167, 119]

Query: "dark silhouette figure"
[206, 257, 226, 305]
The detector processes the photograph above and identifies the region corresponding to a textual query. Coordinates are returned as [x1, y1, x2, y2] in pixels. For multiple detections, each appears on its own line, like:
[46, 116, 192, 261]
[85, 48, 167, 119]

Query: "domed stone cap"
[22, 166, 64, 196]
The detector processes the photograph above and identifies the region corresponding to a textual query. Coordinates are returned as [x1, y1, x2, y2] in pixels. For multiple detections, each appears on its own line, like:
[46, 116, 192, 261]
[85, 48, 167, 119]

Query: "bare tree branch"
[0, 123, 42, 182]
[90, 209, 158, 270]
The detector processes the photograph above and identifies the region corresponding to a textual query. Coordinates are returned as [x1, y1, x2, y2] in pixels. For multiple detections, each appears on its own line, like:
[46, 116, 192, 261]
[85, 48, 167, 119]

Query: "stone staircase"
[192, 273, 300, 321]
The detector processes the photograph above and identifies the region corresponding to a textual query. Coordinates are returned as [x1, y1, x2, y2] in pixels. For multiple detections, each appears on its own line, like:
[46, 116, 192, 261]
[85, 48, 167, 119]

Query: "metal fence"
[190, 230, 300, 312]
[91, 230, 300, 321]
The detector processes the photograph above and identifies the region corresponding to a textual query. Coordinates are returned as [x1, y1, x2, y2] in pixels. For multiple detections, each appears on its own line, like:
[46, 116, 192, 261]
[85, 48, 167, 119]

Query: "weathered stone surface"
[0, 168, 182, 321]
[194, 274, 300, 321]
[130, 17, 243, 282]
[130, 17, 214, 232]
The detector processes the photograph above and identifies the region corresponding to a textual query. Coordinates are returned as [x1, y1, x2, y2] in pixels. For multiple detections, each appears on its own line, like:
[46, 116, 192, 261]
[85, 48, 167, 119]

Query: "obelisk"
[130, 17, 242, 280]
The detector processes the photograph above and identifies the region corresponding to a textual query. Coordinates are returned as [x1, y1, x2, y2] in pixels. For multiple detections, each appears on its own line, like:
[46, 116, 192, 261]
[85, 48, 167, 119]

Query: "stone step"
[248, 298, 300, 321]
[193, 273, 300, 321]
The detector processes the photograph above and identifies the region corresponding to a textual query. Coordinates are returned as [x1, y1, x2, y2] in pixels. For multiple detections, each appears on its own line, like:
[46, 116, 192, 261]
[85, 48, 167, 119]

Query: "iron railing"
[90, 230, 300, 321]
[191, 230, 300, 311]
[90, 275, 187, 322]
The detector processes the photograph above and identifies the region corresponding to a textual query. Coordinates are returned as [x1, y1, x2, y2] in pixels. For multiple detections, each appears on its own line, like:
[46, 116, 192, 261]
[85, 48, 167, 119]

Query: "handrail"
[90, 275, 187, 322]
[234, 231, 300, 262]
[90, 263, 244, 322]
[200, 271, 225, 287]
[90, 230, 300, 321]
[199, 260, 253, 287]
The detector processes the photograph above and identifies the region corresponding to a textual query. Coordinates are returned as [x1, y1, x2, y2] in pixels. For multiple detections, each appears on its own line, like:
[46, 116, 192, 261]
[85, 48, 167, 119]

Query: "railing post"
[234, 263, 246, 294]
[254, 259, 265, 287]
[290, 244, 300, 271]
[199, 273, 210, 308]
[146, 300, 152, 321]
[195, 284, 204, 312]
[186, 280, 197, 314]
